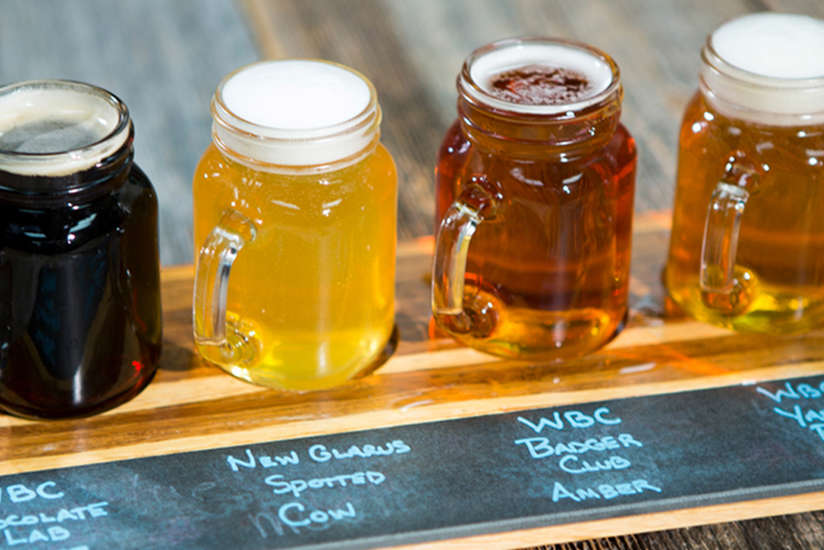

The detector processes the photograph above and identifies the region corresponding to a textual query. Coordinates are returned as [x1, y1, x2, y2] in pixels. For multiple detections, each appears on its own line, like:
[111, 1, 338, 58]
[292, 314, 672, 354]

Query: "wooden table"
[2, 0, 824, 548]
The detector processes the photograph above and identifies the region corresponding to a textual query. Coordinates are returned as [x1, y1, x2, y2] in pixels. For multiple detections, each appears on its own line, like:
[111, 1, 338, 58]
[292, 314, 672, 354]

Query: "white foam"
[467, 42, 614, 114]
[213, 60, 379, 169]
[221, 60, 370, 130]
[712, 13, 824, 79]
[701, 14, 824, 124]
[0, 82, 129, 176]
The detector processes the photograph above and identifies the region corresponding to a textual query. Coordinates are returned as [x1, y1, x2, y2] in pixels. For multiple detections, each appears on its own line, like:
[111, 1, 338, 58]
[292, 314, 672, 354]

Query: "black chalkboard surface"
[2, 374, 823, 549]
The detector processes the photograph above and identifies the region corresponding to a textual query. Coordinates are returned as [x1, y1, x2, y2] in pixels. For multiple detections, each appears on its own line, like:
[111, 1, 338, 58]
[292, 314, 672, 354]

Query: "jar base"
[0, 347, 161, 420]
[201, 325, 398, 393]
[435, 307, 627, 361]
[665, 269, 824, 335]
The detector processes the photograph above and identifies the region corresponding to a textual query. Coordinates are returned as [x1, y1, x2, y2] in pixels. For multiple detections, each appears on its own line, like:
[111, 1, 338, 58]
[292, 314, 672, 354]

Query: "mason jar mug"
[193, 61, 397, 391]
[432, 38, 637, 360]
[0, 80, 162, 418]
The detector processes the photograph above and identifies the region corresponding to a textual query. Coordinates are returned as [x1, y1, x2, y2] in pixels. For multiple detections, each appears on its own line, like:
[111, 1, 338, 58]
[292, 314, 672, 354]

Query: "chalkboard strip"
[3, 372, 824, 548]
[389, 491, 824, 549]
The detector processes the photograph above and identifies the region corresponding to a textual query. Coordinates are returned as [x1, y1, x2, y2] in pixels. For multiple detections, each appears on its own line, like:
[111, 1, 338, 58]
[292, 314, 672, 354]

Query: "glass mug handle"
[699, 153, 759, 311]
[431, 175, 500, 334]
[193, 209, 257, 355]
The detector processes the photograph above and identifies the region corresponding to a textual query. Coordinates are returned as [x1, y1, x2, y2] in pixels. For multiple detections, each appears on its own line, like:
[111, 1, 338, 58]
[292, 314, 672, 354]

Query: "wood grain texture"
[390, 492, 824, 549]
[3, 213, 823, 548]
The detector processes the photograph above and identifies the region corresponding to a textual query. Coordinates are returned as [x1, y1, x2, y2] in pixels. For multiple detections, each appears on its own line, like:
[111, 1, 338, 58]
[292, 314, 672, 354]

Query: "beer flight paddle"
[1, 10, 824, 550]
[0, 12, 823, 420]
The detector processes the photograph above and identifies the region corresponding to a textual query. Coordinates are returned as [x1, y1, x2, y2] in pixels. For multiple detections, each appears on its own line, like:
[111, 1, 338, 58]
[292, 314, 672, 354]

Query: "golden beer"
[667, 93, 824, 332]
[193, 61, 397, 390]
[666, 14, 824, 333]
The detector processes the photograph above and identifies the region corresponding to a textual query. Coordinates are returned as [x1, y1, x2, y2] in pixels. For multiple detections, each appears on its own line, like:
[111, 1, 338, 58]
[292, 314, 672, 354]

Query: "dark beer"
[0, 80, 161, 418]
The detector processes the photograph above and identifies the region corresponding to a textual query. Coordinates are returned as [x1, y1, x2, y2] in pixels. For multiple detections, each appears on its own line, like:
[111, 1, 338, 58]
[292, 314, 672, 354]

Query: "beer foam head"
[467, 40, 616, 114]
[222, 60, 370, 129]
[213, 60, 379, 169]
[0, 80, 129, 176]
[701, 13, 824, 124]
[711, 13, 824, 79]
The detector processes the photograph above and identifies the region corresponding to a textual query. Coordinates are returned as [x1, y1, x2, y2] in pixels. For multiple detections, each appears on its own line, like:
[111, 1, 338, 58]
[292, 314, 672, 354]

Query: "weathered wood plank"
[0, 0, 258, 265]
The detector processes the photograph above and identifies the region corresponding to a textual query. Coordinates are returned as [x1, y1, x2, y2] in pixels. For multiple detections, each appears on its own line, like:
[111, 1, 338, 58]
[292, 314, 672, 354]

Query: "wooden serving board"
[2, 211, 823, 549]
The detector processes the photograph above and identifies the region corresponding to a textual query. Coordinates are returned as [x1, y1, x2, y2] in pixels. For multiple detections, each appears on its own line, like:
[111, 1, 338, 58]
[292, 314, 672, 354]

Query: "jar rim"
[700, 43, 824, 125]
[211, 60, 382, 171]
[699, 15, 824, 125]
[458, 36, 622, 119]
[703, 40, 824, 90]
[0, 79, 131, 176]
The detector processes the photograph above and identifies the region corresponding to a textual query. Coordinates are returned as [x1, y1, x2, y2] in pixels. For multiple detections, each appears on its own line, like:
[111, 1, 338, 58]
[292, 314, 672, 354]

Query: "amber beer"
[193, 61, 397, 391]
[666, 14, 824, 333]
[433, 38, 637, 359]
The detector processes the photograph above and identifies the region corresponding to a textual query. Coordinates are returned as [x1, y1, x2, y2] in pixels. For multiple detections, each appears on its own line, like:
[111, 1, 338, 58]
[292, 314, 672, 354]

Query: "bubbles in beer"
[488, 64, 591, 106]
[470, 42, 613, 111]
[712, 13, 824, 79]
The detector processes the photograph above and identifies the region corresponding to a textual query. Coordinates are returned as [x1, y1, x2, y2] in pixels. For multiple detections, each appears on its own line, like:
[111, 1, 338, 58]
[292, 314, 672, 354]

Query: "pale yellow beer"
[192, 61, 397, 390]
